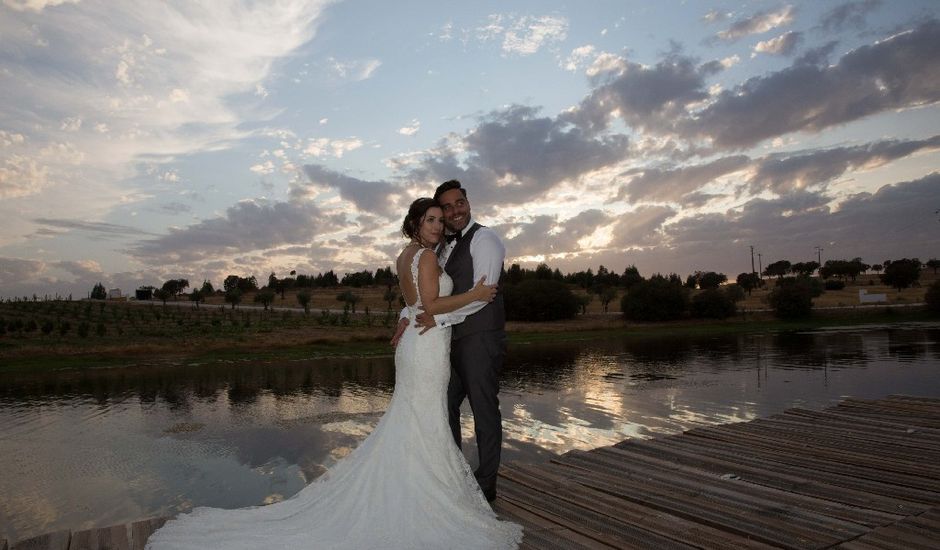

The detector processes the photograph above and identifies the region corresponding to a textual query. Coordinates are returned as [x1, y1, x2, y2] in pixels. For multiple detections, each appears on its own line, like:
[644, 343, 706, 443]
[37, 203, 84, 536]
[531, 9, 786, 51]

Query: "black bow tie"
[445, 231, 462, 244]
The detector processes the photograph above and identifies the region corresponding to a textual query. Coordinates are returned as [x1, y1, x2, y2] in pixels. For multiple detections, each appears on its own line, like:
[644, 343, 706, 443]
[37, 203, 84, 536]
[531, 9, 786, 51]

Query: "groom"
[415, 179, 507, 502]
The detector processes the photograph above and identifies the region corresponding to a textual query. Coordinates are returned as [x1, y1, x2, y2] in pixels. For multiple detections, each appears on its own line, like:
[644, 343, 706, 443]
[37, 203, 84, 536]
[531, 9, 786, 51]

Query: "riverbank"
[0, 303, 932, 372]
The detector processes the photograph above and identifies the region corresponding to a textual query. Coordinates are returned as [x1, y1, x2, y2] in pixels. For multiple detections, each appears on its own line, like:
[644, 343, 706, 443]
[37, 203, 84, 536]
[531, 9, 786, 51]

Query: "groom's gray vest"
[444, 223, 505, 340]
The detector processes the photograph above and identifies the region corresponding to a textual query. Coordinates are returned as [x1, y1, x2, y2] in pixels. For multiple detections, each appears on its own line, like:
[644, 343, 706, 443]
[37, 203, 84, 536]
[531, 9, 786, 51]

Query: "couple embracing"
[146, 180, 522, 549]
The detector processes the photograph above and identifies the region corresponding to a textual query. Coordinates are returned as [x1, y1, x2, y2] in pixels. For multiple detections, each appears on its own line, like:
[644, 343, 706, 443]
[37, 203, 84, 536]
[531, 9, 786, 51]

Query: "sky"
[1, 0, 939, 298]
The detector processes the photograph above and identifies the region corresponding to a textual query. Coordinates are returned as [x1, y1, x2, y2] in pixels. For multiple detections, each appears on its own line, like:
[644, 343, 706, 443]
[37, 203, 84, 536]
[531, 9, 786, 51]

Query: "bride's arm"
[417, 250, 496, 315]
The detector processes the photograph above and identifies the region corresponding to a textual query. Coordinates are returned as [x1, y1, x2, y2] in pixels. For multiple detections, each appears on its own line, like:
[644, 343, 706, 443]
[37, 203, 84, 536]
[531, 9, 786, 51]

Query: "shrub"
[768, 277, 814, 319]
[824, 279, 845, 291]
[96, 322, 107, 336]
[925, 280, 940, 315]
[691, 289, 737, 319]
[77, 321, 90, 338]
[621, 276, 689, 322]
[41, 320, 54, 335]
[24, 319, 38, 333]
[503, 280, 579, 321]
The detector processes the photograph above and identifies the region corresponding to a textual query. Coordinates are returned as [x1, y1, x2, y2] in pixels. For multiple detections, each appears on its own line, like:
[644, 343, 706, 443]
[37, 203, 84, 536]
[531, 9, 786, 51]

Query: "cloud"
[749, 135, 940, 193]
[565, 53, 720, 135]
[717, 5, 796, 41]
[688, 19, 940, 149]
[300, 164, 403, 217]
[327, 57, 382, 81]
[398, 120, 420, 136]
[477, 14, 568, 56]
[410, 105, 630, 208]
[608, 205, 677, 248]
[753, 31, 803, 56]
[819, 0, 882, 32]
[702, 10, 731, 24]
[2, 0, 78, 12]
[130, 198, 333, 264]
[157, 202, 192, 215]
[33, 218, 154, 240]
[617, 156, 750, 203]
[303, 138, 364, 159]
[0, 0, 329, 238]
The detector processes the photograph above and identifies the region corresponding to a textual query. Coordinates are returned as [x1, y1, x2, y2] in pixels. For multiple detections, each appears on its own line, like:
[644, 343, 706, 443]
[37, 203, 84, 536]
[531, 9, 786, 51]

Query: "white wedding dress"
[146, 248, 523, 549]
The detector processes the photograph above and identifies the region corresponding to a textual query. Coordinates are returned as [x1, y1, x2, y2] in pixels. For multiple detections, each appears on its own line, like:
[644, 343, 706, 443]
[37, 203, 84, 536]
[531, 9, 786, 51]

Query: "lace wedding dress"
[146, 248, 523, 549]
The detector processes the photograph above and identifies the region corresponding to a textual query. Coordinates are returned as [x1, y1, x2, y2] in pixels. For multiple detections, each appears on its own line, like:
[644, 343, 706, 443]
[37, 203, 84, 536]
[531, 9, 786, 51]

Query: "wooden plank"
[500, 476, 698, 549]
[577, 446, 889, 532]
[604, 440, 920, 521]
[760, 415, 940, 452]
[781, 408, 940, 440]
[540, 460, 834, 550]
[11, 531, 70, 550]
[494, 498, 609, 549]
[886, 395, 940, 406]
[671, 430, 940, 495]
[642, 433, 940, 508]
[688, 424, 940, 481]
[503, 463, 779, 550]
[741, 417, 940, 457]
[69, 524, 129, 550]
[128, 519, 167, 550]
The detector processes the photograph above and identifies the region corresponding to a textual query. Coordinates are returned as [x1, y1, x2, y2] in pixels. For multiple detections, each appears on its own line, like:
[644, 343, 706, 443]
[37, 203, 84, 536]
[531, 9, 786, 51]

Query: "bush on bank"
[621, 276, 689, 322]
[691, 288, 737, 319]
[503, 279, 579, 321]
[768, 277, 816, 319]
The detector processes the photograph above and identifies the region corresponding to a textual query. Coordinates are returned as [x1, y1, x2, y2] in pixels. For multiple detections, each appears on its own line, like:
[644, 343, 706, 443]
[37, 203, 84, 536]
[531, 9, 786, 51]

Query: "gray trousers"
[447, 329, 506, 494]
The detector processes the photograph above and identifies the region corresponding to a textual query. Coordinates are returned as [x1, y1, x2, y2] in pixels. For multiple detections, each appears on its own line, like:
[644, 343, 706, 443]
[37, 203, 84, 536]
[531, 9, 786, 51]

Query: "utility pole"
[814, 246, 823, 266]
[750, 245, 756, 274]
[757, 253, 763, 280]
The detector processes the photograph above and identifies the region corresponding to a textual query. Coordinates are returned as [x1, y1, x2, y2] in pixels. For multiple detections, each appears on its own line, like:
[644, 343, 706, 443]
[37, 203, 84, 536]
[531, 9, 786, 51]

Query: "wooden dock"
[4, 395, 940, 549]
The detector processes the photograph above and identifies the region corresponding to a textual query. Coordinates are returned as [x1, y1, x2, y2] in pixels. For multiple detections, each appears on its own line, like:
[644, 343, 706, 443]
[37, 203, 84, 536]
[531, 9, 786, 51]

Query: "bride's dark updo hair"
[401, 197, 440, 242]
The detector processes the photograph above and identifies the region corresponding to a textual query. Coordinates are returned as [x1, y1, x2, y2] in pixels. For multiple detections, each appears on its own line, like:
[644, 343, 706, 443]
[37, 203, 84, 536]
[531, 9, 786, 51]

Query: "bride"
[146, 197, 523, 549]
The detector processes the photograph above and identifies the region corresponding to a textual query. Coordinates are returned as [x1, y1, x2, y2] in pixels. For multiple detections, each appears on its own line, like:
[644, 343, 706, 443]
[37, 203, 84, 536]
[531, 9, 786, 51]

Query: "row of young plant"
[0, 300, 400, 341]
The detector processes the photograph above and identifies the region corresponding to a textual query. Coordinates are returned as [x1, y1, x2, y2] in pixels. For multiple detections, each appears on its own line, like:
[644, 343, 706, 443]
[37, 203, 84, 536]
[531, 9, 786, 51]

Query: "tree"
[535, 263, 553, 280]
[223, 275, 240, 292]
[254, 288, 276, 310]
[189, 288, 203, 308]
[768, 277, 814, 319]
[90, 282, 107, 300]
[268, 272, 278, 290]
[925, 280, 940, 314]
[621, 265, 643, 289]
[383, 287, 398, 311]
[153, 288, 171, 306]
[200, 279, 214, 294]
[926, 259, 940, 274]
[576, 293, 593, 315]
[698, 272, 727, 290]
[336, 290, 361, 313]
[597, 286, 617, 313]
[506, 264, 524, 285]
[763, 260, 791, 279]
[224, 288, 242, 309]
[503, 280, 579, 321]
[621, 276, 689, 322]
[296, 290, 312, 315]
[691, 289, 736, 319]
[736, 272, 761, 296]
[790, 261, 820, 277]
[880, 258, 922, 292]
[161, 278, 189, 298]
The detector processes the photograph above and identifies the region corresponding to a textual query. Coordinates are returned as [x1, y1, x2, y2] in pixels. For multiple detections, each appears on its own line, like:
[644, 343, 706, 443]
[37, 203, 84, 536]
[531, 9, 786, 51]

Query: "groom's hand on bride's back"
[414, 309, 436, 335]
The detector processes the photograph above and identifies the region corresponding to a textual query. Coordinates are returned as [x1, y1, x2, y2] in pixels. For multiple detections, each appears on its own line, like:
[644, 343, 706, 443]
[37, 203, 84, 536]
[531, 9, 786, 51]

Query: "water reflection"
[1, 323, 939, 541]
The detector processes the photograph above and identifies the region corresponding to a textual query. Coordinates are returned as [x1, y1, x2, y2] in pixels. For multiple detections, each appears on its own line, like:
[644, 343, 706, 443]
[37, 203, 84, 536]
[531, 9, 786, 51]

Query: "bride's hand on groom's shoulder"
[472, 276, 498, 303]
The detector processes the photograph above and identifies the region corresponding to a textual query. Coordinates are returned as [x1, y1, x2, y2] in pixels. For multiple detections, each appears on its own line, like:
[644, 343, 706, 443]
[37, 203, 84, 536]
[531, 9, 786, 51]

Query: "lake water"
[1, 322, 939, 541]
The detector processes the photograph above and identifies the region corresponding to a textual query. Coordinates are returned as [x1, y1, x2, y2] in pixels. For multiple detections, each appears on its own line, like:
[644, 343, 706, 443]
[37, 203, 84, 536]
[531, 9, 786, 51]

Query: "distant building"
[136, 288, 153, 300]
[108, 288, 122, 299]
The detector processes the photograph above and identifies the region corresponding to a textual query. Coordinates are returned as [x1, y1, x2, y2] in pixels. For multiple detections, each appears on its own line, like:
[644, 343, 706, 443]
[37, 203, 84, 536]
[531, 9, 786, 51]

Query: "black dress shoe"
[482, 488, 497, 502]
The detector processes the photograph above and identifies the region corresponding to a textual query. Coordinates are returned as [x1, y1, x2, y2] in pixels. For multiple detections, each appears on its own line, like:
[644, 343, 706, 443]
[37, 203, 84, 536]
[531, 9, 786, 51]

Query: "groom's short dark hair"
[434, 179, 467, 201]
